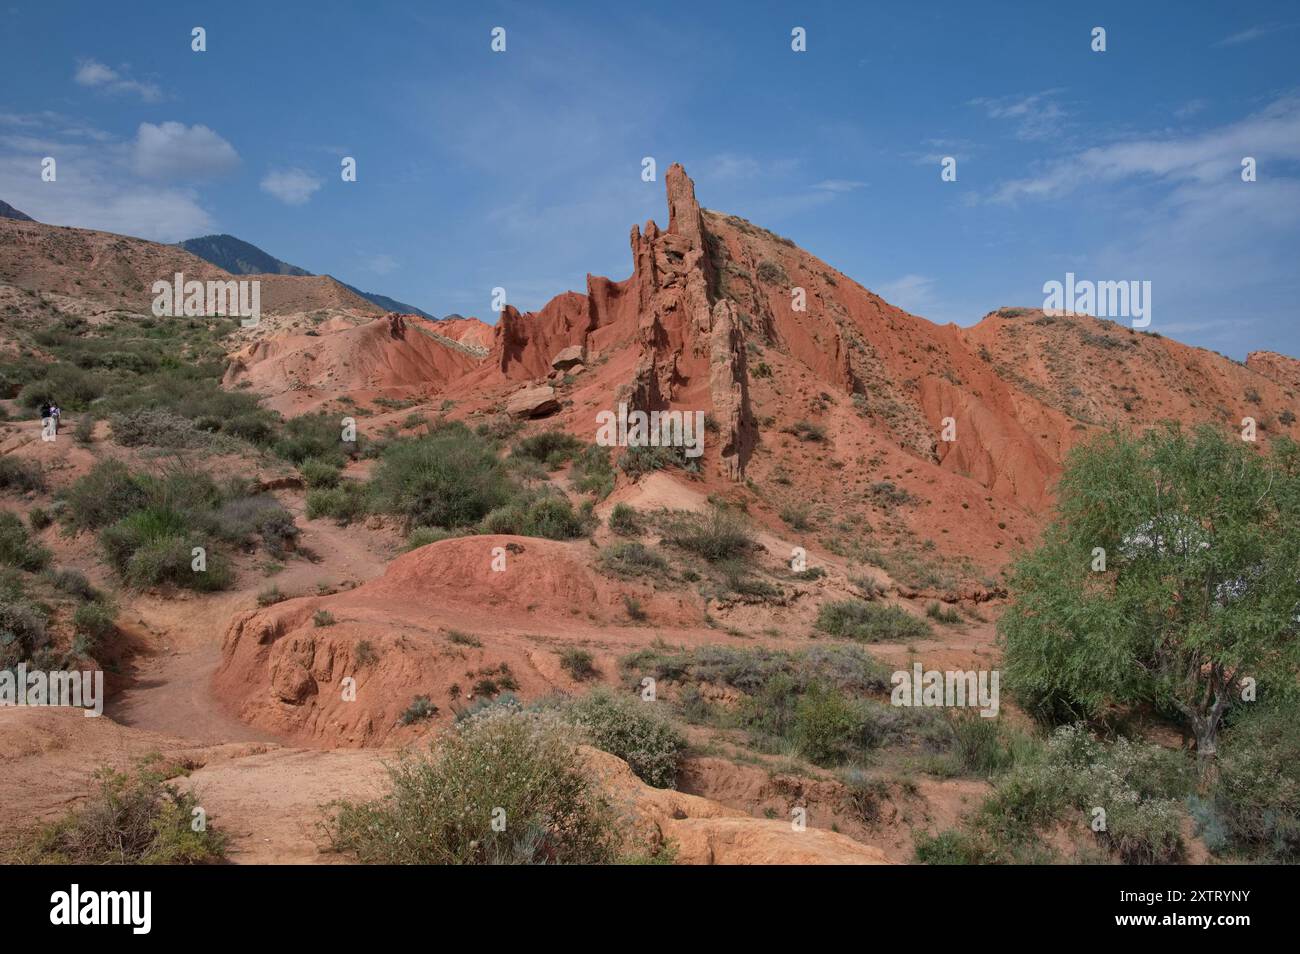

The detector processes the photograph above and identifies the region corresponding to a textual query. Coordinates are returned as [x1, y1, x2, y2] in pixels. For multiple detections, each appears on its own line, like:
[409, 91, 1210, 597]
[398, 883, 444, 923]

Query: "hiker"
[49, 402, 61, 433]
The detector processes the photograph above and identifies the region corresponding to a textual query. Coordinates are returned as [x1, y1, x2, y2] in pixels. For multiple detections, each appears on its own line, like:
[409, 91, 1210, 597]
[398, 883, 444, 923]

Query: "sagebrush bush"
[1211, 704, 1300, 860]
[597, 541, 668, 577]
[326, 708, 621, 864]
[100, 508, 231, 591]
[567, 688, 686, 788]
[815, 600, 930, 641]
[18, 758, 226, 864]
[299, 457, 342, 488]
[273, 412, 358, 465]
[72, 601, 117, 644]
[559, 647, 598, 681]
[0, 455, 44, 492]
[0, 595, 48, 669]
[305, 482, 369, 524]
[109, 407, 213, 449]
[0, 511, 52, 571]
[658, 506, 752, 562]
[512, 431, 585, 467]
[977, 724, 1190, 864]
[370, 424, 515, 530]
[607, 502, 641, 535]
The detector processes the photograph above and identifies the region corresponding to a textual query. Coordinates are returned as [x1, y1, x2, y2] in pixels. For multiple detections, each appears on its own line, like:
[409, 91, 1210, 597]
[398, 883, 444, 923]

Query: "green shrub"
[18, 757, 226, 864]
[28, 507, 51, 531]
[618, 444, 698, 480]
[326, 708, 621, 863]
[481, 494, 586, 540]
[597, 541, 668, 577]
[109, 407, 211, 449]
[1210, 704, 1300, 860]
[559, 648, 598, 681]
[0, 511, 52, 570]
[313, 609, 336, 627]
[299, 457, 342, 488]
[399, 695, 438, 725]
[59, 459, 148, 532]
[568, 688, 687, 788]
[608, 502, 642, 535]
[43, 567, 100, 601]
[72, 414, 96, 445]
[570, 444, 615, 498]
[793, 684, 866, 766]
[926, 601, 961, 624]
[977, 724, 1190, 863]
[658, 506, 752, 562]
[815, 600, 930, 641]
[512, 431, 584, 467]
[257, 586, 285, 607]
[273, 412, 357, 465]
[914, 829, 992, 865]
[72, 601, 117, 644]
[405, 526, 455, 549]
[0, 596, 48, 669]
[305, 482, 369, 524]
[370, 425, 516, 530]
[212, 495, 299, 556]
[0, 455, 44, 492]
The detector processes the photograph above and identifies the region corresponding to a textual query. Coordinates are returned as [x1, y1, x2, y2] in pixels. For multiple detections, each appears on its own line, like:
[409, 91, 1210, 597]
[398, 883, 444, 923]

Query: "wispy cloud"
[1213, 24, 1294, 48]
[984, 94, 1300, 204]
[968, 89, 1067, 142]
[361, 253, 398, 275]
[260, 168, 323, 205]
[876, 274, 936, 313]
[813, 178, 867, 193]
[73, 58, 162, 102]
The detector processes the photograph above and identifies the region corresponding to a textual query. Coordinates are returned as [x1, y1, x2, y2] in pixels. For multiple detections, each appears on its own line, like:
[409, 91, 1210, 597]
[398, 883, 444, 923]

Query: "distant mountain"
[0, 199, 34, 221]
[178, 234, 311, 276]
[178, 233, 434, 319]
[336, 281, 434, 320]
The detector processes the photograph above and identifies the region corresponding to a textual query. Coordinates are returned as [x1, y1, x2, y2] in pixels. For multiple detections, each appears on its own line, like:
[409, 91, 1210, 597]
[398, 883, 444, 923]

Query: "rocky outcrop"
[483, 164, 757, 480]
[506, 384, 560, 418]
[551, 344, 585, 370]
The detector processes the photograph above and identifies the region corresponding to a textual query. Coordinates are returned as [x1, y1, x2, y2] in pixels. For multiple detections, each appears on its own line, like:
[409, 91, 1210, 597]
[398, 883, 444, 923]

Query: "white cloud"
[813, 179, 867, 193]
[260, 168, 323, 205]
[73, 58, 162, 102]
[1216, 25, 1279, 47]
[968, 89, 1067, 142]
[986, 94, 1300, 204]
[0, 112, 216, 241]
[362, 253, 398, 275]
[875, 274, 936, 313]
[132, 122, 240, 179]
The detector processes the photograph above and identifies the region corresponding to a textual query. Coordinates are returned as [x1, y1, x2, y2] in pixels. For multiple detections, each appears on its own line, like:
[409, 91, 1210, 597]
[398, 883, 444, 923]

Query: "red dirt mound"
[222, 313, 483, 414]
[214, 535, 707, 745]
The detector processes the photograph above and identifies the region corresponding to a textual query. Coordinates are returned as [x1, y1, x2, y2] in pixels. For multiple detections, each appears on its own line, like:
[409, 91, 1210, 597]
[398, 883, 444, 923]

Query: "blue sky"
[3, 1, 1299, 359]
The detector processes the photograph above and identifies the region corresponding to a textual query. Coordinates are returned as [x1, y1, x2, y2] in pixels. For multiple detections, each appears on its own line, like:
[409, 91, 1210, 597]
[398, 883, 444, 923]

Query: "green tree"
[1000, 424, 1300, 768]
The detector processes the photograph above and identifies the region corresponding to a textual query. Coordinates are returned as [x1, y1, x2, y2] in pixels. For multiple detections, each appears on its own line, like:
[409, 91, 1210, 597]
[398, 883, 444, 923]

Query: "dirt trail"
[105, 506, 391, 744]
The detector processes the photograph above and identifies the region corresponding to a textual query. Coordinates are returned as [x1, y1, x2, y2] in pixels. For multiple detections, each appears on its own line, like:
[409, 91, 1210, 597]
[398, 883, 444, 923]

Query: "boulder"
[551, 345, 586, 371]
[506, 384, 560, 418]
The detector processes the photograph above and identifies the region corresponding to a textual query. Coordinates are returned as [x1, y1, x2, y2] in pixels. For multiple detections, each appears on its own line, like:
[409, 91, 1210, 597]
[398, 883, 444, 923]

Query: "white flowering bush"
[568, 688, 686, 789]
